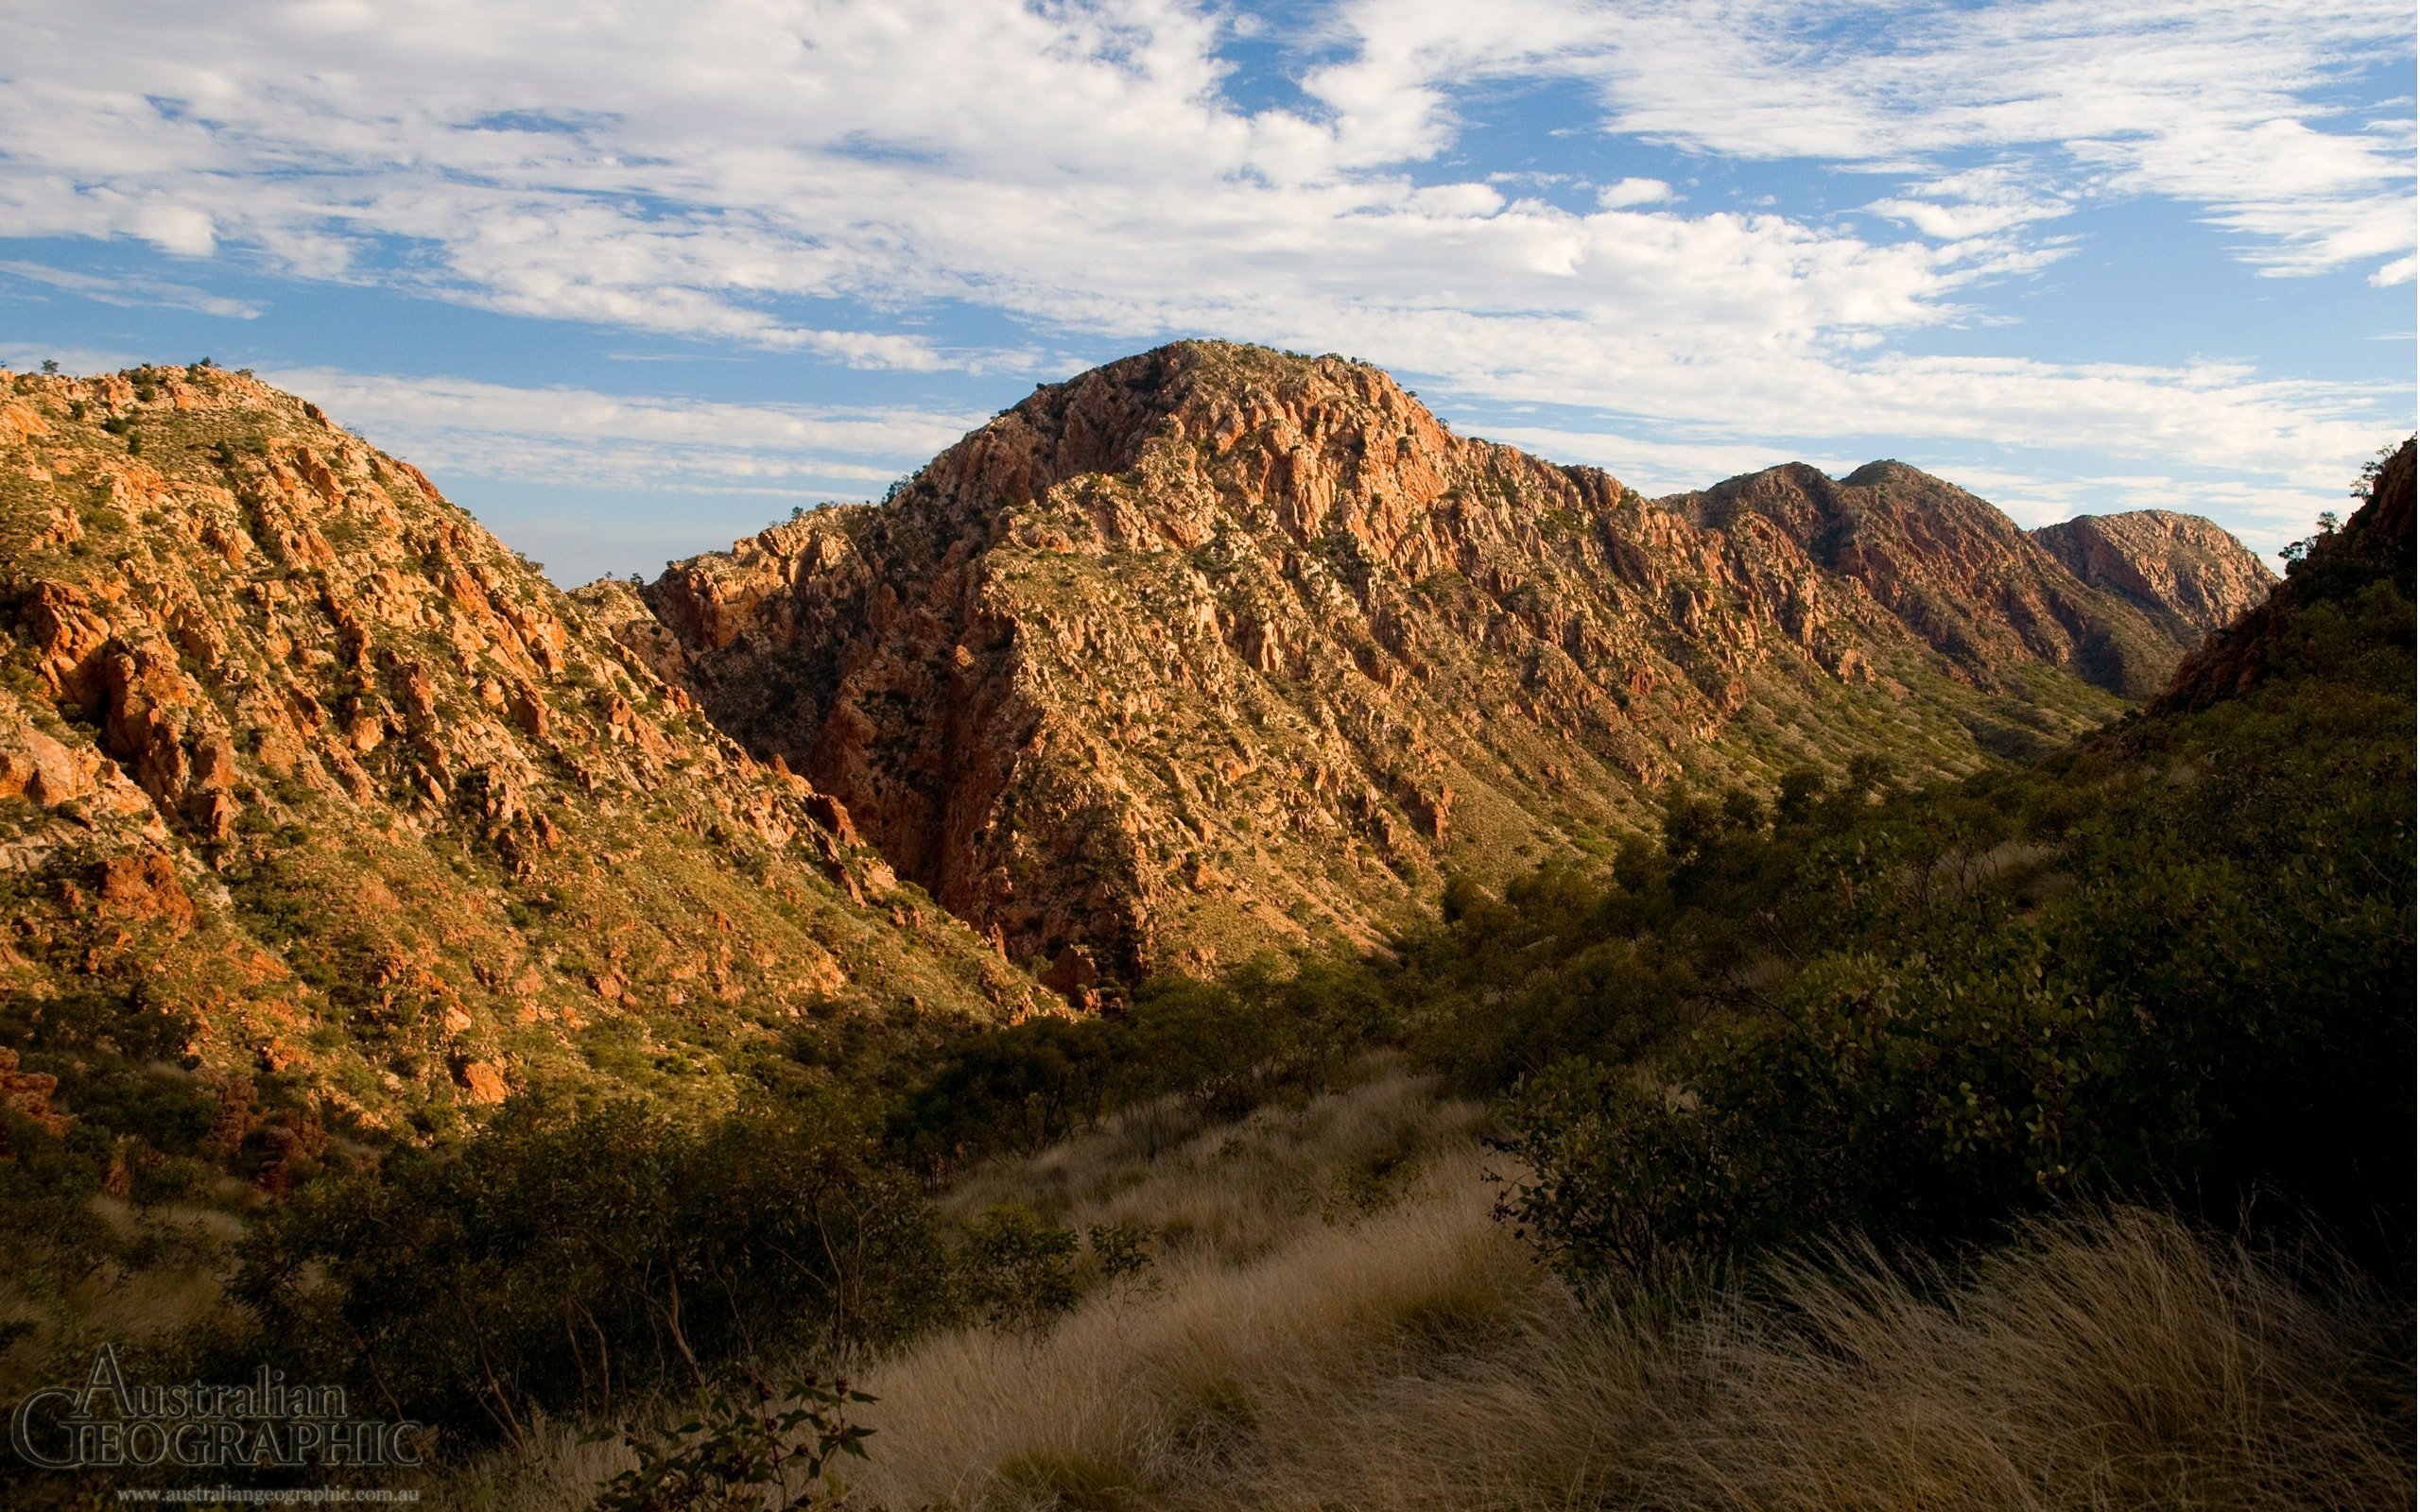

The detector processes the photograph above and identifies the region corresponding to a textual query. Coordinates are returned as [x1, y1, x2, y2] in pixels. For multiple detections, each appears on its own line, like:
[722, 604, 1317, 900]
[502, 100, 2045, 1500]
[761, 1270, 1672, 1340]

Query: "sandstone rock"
[2031, 510, 2273, 644]
[457, 1059, 510, 1105]
[1039, 942, 1100, 998]
[0, 362, 1048, 1138]
[0, 1048, 69, 1139]
[802, 790, 859, 846]
[95, 850, 196, 932]
[0, 726, 99, 805]
[639, 342, 2231, 976]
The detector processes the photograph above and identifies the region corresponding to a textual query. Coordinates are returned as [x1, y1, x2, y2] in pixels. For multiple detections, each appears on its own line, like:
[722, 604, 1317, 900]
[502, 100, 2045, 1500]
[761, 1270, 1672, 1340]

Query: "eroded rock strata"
[637, 342, 2263, 980]
[2031, 509, 2275, 647]
[0, 364, 1046, 1136]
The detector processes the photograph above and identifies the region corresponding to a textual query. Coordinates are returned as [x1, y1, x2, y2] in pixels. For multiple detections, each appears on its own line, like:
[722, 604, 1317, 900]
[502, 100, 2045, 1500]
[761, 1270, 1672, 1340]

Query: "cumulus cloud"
[1597, 177, 1674, 208]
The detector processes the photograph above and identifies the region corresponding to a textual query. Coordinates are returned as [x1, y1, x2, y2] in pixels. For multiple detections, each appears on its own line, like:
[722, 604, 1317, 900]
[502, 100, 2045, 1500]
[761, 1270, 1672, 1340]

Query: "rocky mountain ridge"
[0, 363, 1046, 1144]
[2031, 508, 2275, 647]
[633, 341, 2268, 982]
[1664, 462, 2271, 700]
[0, 347, 2279, 1143]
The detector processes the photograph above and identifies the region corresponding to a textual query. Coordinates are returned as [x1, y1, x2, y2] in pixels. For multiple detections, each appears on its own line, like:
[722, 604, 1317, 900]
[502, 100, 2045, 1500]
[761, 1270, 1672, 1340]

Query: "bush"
[586, 1369, 873, 1512]
[230, 1092, 944, 1449]
[895, 954, 1394, 1175]
[955, 1204, 1080, 1335]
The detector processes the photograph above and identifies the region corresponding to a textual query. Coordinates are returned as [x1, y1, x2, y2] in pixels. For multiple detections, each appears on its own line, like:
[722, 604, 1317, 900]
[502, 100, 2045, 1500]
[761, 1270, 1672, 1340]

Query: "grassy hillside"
[465, 444, 2411, 1507]
[4, 439, 2407, 1510]
[453, 1068, 2409, 1511]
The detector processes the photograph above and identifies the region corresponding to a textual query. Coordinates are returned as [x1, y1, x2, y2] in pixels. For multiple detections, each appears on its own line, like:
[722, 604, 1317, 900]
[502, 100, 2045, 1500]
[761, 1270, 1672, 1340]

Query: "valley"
[0, 351, 2401, 1512]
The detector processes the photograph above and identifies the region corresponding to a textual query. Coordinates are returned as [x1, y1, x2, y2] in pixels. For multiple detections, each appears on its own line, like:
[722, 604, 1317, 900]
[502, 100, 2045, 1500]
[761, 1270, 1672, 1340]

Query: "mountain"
[0, 363, 1045, 1140]
[2031, 509, 2274, 646]
[2152, 438, 2412, 716]
[1663, 462, 2249, 699]
[0, 346, 2280, 1127]
[633, 341, 2256, 982]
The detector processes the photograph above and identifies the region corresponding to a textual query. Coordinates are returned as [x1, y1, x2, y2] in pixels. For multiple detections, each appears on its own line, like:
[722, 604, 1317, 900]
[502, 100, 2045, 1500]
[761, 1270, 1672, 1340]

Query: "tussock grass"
[853, 1078, 2411, 1512]
[455, 1067, 2413, 1511]
[850, 1143, 1528, 1510]
[940, 1057, 1486, 1263]
[0, 1199, 244, 1402]
[1207, 1207, 2411, 1512]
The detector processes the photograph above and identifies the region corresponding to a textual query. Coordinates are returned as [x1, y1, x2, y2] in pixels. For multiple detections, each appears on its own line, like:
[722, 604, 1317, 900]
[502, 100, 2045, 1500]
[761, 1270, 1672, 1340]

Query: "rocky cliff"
[2031, 509, 2273, 647]
[637, 342, 2241, 983]
[0, 363, 1044, 1141]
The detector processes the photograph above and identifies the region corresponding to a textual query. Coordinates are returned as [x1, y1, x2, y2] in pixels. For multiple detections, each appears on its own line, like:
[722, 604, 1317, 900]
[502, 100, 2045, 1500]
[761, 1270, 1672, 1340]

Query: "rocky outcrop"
[2031, 510, 2273, 646]
[642, 342, 2229, 981]
[1668, 461, 2208, 699]
[0, 362, 1045, 1137]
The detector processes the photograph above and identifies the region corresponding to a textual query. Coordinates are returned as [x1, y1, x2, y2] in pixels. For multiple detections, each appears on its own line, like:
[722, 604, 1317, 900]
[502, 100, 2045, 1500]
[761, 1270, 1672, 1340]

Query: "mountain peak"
[883, 339, 1454, 544]
[635, 349, 2235, 981]
[2031, 509, 2274, 641]
[1841, 458, 1933, 489]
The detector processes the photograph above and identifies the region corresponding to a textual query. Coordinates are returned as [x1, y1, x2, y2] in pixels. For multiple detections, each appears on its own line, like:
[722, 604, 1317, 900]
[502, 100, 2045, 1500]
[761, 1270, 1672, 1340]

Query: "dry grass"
[0, 1199, 245, 1402]
[846, 1143, 1530, 1510]
[456, 1065, 2413, 1511]
[939, 1056, 1487, 1263]
[1203, 1208, 2412, 1512]
[848, 1061, 2411, 1512]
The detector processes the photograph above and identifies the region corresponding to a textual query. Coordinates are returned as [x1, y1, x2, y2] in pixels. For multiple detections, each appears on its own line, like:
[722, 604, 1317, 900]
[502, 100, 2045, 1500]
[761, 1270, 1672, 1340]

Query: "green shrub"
[955, 1203, 1080, 1335]
[586, 1369, 873, 1512]
[230, 1092, 943, 1448]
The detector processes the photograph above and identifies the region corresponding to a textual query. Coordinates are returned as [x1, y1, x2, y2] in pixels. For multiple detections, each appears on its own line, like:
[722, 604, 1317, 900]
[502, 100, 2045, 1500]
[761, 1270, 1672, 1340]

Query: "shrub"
[955, 1204, 1081, 1335]
[586, 1369, 873, 1512]
[231, 1092, 944, 1448]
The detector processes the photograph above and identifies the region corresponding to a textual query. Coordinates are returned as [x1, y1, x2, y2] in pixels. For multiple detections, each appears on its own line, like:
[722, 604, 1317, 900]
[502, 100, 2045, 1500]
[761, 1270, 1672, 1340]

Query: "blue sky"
[1, 0, 2411, 585]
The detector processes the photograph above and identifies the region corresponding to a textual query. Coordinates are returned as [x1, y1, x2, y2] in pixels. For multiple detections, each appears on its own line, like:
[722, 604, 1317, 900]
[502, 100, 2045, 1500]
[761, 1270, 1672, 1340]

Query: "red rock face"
[639, 342, 2238, 981]
[2031, 510, 2274, 646]
[1668, 460, 2249, 699]
[0, 362, 1045, 1135]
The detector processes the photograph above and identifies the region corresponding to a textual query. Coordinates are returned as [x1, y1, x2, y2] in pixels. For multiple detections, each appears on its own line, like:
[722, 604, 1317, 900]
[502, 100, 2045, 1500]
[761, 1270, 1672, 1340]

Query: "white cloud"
[1863, 163, 2072, 242]
[0, 0, 2405, 564]
[1580, 0, 2411, 280]
[0, 260, 261, 318]
[1596, 176, 1673, 208]
[263, 367, 987, 493]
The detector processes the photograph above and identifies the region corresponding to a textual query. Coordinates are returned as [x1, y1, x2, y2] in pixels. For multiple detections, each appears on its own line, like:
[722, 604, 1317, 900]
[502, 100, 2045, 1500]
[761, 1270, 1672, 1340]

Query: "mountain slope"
[2152, 438, 2412, 716]
[1664, 462, 2240, 698]
[636, 342, 2236, 982]
[2031, 509, 2274, 646]
[0, 363, 1043, 1142]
